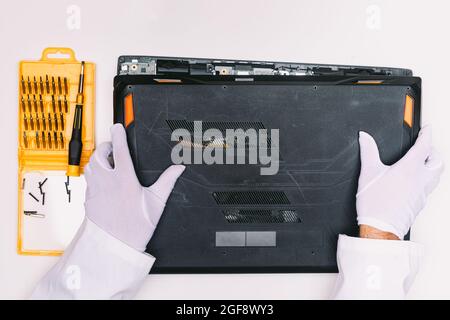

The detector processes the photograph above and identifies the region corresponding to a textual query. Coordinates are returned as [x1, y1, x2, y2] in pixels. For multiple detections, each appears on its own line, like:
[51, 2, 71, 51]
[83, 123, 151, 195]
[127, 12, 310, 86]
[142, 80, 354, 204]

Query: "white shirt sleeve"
[331, 235, 424, 299]
[31, 217, 154, 300]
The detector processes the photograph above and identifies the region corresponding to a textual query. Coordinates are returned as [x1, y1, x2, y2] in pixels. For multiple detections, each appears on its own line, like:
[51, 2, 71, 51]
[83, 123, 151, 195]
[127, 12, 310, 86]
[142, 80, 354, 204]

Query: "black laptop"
[113, 56, 420, 273]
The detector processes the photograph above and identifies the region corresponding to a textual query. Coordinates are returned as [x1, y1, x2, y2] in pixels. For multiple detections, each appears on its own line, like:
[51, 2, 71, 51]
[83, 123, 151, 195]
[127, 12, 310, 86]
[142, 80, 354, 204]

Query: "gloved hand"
[84, 124, 185, 252]
[356, 125, 444, 239]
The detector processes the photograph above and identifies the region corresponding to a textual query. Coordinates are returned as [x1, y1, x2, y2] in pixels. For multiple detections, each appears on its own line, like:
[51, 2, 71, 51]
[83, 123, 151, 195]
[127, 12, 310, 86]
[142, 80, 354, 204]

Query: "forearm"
[331, 227, 423, 300]
[31, 217, 154, 299]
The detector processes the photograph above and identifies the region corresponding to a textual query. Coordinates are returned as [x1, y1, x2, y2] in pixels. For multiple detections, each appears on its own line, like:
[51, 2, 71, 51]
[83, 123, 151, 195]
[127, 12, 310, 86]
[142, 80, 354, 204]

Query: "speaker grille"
[223, 209, 300, 223]
[213, 191, 290, 205]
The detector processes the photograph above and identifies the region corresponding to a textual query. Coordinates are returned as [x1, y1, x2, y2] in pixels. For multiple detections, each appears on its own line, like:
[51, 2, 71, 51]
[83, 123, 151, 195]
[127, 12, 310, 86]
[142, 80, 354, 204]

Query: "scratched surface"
[119, 83, 415, 273]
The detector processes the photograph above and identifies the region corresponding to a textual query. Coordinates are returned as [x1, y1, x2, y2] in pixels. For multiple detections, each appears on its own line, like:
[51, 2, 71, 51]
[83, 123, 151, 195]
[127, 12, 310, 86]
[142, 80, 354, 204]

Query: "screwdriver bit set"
[18, 48, 95, 256]
[21, 74, 68, 150]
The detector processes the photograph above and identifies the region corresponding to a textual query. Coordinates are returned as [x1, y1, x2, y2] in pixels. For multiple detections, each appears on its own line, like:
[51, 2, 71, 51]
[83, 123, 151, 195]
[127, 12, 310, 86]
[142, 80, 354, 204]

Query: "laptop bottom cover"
[114, 80, 419, 273]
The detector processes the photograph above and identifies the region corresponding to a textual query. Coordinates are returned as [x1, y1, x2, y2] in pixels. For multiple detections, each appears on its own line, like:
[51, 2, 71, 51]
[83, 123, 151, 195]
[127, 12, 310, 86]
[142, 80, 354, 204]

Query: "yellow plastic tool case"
[17, 48, 95, 255]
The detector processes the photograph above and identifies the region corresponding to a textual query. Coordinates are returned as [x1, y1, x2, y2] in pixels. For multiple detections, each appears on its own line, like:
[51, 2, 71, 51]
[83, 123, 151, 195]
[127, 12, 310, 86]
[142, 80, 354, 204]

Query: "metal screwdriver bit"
[42, 131, 46, 149]
[27, 76, 32, 93]
[36, 113, 40, 130]
[39, 94, 44, 112]
[64, 96, 68, 113]
[52, 95, 56, 113]
[64, 77, 68, 95]
[58, 76, 62, 95]
[48, 132, 52, 149]
[60, 132, 65, 149]
[45, 75, 50, 94]
[39, 76, 44, 93]
[23, 132, 28, 148]
[27, 95, 32, 112]
[58, 96, 62, 113]
[48, 113, 52, 131]
[42, 113, 46, 130]
[60, 112, 64, 130]
[21, 96, 26, 113]
[33, 76, 38, 93]
[54, 113, 59, 131]
[54, 131, 58, 149]
[35, 131, 40, 148]
[33, 95, 38, 112]
[52, 76, 56, 94]
[30, 114, 34, 130]
[23, 114, 28, 130]
[21, 76, 26, 93]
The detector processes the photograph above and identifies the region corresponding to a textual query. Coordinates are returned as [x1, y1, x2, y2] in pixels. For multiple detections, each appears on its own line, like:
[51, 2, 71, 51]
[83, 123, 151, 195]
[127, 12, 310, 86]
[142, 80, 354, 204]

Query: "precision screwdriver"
[67, 61, 85, 176]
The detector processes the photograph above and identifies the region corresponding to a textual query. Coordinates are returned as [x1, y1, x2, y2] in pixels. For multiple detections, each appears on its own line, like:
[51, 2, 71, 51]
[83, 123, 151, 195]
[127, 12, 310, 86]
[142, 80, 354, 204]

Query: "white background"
[1, 0, 449, 299]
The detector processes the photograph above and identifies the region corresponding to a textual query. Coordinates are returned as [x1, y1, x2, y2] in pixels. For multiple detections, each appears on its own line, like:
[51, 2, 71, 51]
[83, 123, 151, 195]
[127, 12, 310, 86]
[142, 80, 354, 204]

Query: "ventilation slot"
[223, 209, 300, 223]
[213, 191, 290, 205]
[166, 120, 266, 133]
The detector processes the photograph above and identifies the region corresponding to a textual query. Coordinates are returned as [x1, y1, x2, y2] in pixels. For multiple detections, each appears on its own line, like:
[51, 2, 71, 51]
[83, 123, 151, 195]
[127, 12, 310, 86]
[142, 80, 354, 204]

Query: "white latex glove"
[356, 125, 444, 239]
[84, 124, 185, 252]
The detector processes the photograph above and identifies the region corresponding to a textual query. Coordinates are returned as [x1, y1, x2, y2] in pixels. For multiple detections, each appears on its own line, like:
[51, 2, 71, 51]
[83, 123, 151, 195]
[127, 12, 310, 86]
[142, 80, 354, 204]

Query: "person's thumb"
[110, 124, 135, 176]
[357, 131, 386, 192]
[147, 165, 186, 204]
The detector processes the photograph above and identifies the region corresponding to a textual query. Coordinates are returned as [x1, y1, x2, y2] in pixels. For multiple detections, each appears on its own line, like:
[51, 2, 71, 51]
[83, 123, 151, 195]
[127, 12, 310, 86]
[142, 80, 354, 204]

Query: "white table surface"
[1, 0, 449, 299]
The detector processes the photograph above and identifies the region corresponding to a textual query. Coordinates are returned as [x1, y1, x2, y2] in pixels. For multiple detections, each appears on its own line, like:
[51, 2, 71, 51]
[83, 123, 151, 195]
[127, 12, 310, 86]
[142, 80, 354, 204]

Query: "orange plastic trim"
[404, 95, 414, 127]
[124, 93, 134, 127]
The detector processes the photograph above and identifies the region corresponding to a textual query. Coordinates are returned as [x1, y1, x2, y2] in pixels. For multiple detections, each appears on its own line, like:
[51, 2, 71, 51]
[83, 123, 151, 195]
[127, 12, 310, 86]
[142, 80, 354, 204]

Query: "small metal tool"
[23, 131, 28, 148]
[58, 76, 62, 94]
[48, 113, 52, 131]
[29, 114, 34, 130]
[28, 192, 39, 202]
[42, 113, 46, 131]
[23, 114, 28, 130]
[65, 176, 71, 203]
[27, 95, 32, 112]
[35, 131, 40, 148]
[54, 131, 58, 149]
[54, 113, 59, 131]
[39, 94, 44, 112]
[58, 96, 62, 113]
[42, 131, 46, 149]
[67, 61, 85, 176]
[60, 132, 65, 149]
[48, 132, 52, 149]
[64, 77, 68, 95]
[51, 76, 56, 94]
[33, 95, 38, 112]
[60, 112, 64, 130]
[35, 113, 40, 130]
[52, 95, 56, 113]
[39, 76, 44, 93]
[27, 76, 32, 93]
[21, 76, 26, 93]
[24, 211, 45, 218]
[21, 96, 26, 113]
[64, 95, 68, 113]
[39, 177, 48, 188]
[45, 75, 50, 94]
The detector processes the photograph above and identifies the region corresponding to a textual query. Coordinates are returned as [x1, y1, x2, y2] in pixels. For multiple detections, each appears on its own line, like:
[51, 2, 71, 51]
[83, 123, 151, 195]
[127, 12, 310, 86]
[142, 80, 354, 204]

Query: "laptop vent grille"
[166, 120, 266, 132]
[213, 191, 290, 205]
[223, 209, 300, 223]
